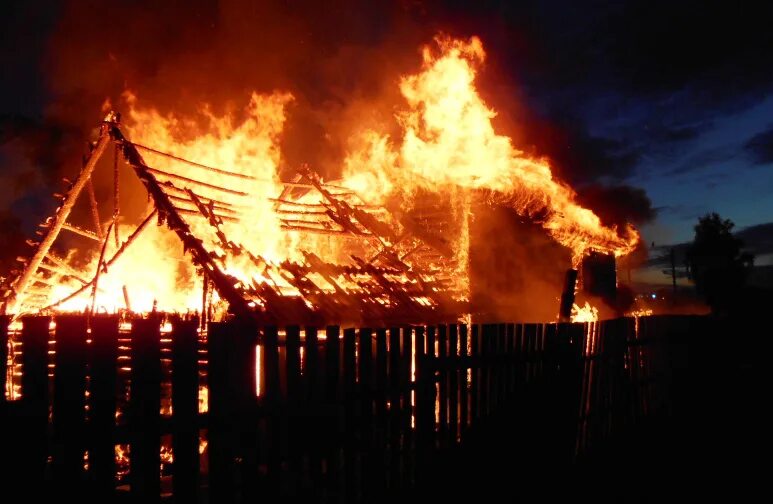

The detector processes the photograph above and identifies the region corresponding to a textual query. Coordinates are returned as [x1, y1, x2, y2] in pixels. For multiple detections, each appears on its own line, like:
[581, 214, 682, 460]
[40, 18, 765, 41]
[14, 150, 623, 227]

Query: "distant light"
[651, 293, 657, 299]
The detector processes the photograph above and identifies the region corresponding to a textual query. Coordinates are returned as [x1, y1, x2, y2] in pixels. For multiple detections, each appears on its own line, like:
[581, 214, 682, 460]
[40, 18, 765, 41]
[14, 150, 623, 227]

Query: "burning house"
[0, 36, 638, 326]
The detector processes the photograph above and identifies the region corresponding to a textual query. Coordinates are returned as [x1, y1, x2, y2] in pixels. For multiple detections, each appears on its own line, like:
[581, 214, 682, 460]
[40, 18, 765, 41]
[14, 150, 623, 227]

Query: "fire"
[6, 34, 638, 319]
[570, 302, 599, 323]
[626, 308, 653, 318]
[342, 36, 638, 267]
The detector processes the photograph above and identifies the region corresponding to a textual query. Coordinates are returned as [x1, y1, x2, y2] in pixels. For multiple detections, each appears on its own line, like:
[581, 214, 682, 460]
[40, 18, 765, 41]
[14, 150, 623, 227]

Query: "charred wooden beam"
[2, 121, 111, 314]
[143, 166, 248, 197]
[43, 209, 157, 311]
[280, 218, 333, 228]
[558, 268, 578, 322]
[167, 194, 239, 214]
[90, 220, 114, 314]
[62, 223, 101, 241]
[275, 209, 329, 216]
[162, 184, 244, 209]
[280, 225, 362, 236]
[87, 178, 104, 239]
[174, 207, 240, 223]
[131, 141, 258, 181]
[37, 264, 88, 285]
[270, 198, 382, 211]
[112, 128, 253, 318]
[44, 254, 89, 282]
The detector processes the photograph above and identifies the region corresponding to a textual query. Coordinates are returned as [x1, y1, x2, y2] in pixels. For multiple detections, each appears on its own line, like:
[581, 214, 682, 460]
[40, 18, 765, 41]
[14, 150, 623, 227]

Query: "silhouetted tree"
[686, 213, 754, 313]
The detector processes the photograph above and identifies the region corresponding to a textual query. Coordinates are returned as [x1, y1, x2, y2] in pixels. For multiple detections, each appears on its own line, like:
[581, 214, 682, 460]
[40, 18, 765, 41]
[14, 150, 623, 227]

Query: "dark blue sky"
[2, 0, 772, 281]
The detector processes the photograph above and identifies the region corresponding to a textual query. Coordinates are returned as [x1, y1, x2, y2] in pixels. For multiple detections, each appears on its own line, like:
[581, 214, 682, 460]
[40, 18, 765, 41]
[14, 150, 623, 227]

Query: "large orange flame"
[343, 36, 638, 266]
[30, 35, 637, 317]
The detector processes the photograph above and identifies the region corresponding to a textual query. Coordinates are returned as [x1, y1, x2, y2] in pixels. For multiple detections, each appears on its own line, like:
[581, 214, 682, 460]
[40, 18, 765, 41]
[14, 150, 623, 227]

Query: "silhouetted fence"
[0, 314, 703, 502]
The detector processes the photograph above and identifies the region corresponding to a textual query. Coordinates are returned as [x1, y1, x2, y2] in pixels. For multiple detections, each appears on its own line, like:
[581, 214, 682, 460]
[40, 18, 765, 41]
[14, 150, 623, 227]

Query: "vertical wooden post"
[505, 323, 515, 399]
[436, 324, 448, 448]
[374, 328, 388, 490]
[414, 325, 433, 487]
[130, 317, 161, 503]
[488, 324, 499, 413]
[470, 324, 480, 424]
[207, 321, 234, 504]
[325, 326, 341, 498]
[0, 316, 8, 407]
[497, 323, 507, 409]
[17, 315, 51, 493]
[285, 325, 302, 498]
[171, 319, 199, 503]
[357, 327, 374, 499]
[458, 324, 469, 435]
[303, 326, 323, 495]
[480, 324, 492, 419]
[208, 319, 258, 504]
[448, 324, 459, 447]
[52, 315, 88, 493]
[342, 327, 357, 501]
[388, 326, 401, 490]
[400, 326, 413, 488]
[263, 325, 281, 499]
[89, 315, 119, 501]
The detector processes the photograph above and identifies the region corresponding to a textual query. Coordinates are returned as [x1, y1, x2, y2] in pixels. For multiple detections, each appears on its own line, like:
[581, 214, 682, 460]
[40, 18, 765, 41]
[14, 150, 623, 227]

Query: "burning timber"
[1, 113, 470, 325]
[1, 37, 641, 326]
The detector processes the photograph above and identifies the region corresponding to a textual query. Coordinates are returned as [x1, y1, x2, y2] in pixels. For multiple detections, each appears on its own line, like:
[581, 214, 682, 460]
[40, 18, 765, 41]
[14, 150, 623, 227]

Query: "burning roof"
[0, 36, 638, 325]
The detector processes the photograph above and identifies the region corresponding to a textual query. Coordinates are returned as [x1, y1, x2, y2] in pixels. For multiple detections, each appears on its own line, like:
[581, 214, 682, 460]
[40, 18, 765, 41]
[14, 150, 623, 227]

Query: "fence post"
[285, 325, 302, 499]
[458, 324, 469, 436]
[263, 325, 281, 499]
[449, 324, 460, 447]
[208, 318, 258, 504]
[303, 326, 323, 496]
[400, 326, 413, 488]
[437, 324, 448, 448]
[130, 317, 161, 503]
[342, 327, 357, 501]
[505, 323, 515, 400]
[414, 325, 433, 488]
[388, 327, 401, 491]
[470, 324, 480, 424]
[480, 324, 493, 420]
[374, 328, 388, 491]
[0, 316, 8, 407]
[171, 318, 199, 503]
[15, 315, 51, 494]
[89, 315, 119, 502]
[324, 325, 342, 498]
[52, 315, 88, 494]
[357, 327, 374, 500]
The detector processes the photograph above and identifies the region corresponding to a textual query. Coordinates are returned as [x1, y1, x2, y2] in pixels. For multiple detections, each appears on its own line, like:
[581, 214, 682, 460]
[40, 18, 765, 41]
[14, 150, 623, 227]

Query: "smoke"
[470, 204, 571, 322]
[41, 1, 442, 182]
[576, 184, 657, 230]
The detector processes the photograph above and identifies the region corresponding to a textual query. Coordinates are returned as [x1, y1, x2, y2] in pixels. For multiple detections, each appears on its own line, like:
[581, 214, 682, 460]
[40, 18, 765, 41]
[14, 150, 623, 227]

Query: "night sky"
[2, 0, 773, 284]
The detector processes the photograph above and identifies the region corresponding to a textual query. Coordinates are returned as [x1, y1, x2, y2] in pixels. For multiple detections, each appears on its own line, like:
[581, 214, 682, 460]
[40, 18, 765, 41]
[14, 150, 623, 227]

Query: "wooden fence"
[0, 314, 703, 502]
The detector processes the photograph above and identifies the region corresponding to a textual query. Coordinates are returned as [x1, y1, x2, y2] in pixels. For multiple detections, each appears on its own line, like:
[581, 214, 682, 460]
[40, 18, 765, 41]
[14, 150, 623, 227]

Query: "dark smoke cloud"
[576, 184, 657, 230]
[36, 0, 672, 187]
[470, 205, 570, 322]
[744, 126, 773, 165]
[736, 222, 773, 257]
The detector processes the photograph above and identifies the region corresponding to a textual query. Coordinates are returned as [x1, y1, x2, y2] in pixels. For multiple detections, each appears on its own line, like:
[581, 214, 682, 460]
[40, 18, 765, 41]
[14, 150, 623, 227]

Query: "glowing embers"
[571, 302, 599, 323]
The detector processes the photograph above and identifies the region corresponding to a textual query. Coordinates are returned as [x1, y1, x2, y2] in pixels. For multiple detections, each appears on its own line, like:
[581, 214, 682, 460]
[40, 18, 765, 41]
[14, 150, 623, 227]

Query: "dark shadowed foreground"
[417, 312, 770, 503]
[1, 308, 769, 503]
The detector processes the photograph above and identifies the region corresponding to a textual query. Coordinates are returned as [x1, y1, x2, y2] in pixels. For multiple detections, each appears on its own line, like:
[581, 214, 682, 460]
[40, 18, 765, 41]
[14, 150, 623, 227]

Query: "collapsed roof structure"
[1, 114, 469, 325]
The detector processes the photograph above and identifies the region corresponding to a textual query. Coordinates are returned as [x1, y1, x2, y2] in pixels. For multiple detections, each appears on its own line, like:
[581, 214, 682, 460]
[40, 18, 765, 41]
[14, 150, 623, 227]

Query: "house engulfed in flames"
[0, 36, 638, 325]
